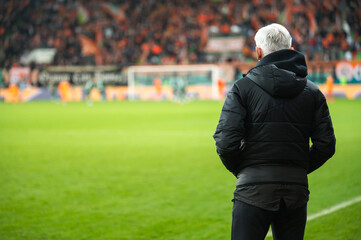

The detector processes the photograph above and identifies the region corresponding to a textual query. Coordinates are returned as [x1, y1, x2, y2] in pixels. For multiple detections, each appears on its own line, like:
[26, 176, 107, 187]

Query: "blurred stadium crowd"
[0, 0, 360, 69]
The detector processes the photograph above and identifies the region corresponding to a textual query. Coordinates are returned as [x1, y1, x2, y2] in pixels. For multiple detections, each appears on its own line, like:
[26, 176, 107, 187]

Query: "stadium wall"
[0, 61, 360, 102]
[2, 84, 361, 103]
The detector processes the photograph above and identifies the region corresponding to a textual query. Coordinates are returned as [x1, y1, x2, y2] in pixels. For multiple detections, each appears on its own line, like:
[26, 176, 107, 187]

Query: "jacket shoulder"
[306, 79, 319, 91]
[233, 76, 255, 90]
[305, 79, 325, 97]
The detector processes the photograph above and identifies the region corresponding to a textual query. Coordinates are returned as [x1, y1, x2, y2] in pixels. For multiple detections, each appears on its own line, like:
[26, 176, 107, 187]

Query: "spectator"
[0, 0, 360, 69]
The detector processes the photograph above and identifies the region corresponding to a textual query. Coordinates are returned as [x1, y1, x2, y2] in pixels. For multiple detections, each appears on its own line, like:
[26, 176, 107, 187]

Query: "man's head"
[254, 23, 293, 60]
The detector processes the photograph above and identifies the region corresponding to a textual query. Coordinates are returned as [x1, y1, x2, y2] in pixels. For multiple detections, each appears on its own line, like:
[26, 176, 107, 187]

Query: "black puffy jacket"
[213, 49, 335, 180]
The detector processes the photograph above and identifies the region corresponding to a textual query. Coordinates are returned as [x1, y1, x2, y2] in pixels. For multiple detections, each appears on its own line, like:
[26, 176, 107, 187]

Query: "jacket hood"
[246, 49, 307, 98]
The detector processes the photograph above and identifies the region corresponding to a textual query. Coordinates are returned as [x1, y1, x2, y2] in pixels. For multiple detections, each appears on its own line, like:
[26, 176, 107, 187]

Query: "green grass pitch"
[0, 99, 360, 240]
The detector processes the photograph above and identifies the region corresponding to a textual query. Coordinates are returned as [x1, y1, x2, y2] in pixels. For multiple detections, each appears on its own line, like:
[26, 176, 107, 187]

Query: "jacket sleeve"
[308, 90, 336, 174]
[213, 84, 247, 176]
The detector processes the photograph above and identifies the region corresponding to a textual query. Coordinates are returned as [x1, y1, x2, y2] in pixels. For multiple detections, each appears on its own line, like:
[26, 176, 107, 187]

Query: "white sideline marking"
[307, 195, 361, 221]
[266, 195, 361, 238]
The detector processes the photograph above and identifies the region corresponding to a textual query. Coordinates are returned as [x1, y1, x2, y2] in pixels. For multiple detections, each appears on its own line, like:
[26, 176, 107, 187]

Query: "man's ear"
[290, 47, 294, 50]
[256, 47, 263, 61]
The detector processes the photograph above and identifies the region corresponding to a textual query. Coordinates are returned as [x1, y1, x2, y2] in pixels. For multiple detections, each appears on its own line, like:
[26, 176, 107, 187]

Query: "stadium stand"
[1, 0, 360, 71]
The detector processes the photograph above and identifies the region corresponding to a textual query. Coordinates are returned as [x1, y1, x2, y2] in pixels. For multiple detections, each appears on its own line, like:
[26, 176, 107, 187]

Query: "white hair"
[254, 23, 292, 56]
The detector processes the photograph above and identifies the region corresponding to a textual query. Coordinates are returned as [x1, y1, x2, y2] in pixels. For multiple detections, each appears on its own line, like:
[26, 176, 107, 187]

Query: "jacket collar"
[256, 49, 308, 77]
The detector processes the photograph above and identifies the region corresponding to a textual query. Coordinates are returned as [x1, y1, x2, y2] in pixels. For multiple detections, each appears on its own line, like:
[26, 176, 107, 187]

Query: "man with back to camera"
[213, 23, 336, 240]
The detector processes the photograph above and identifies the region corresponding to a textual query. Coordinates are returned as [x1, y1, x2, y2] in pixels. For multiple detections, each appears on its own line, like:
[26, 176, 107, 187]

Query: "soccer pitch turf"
[0, 100, 360, 240]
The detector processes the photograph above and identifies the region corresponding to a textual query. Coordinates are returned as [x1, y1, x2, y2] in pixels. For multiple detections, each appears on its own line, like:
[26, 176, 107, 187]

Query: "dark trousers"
[231, 200, 307, 240]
